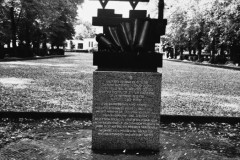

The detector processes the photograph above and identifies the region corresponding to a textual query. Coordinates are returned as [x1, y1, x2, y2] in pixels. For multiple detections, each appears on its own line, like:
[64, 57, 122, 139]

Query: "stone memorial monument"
[91, 0, 167, 151]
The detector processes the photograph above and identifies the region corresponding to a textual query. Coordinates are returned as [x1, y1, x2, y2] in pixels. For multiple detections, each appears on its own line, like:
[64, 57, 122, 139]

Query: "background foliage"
[164, 0, 240, 64]
[0, 0, 84, 57]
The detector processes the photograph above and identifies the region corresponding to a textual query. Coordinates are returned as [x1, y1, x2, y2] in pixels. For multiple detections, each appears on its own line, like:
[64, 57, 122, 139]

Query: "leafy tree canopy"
[75, 20, 96, 40]
[0, 0, 84, 48]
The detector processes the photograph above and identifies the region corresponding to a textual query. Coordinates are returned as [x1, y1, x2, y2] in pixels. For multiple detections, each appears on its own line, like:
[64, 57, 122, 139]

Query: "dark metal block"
[90, 0, 149, 2]
[129, 10, 147, 18]
[150, 19, 167, 43]
[93, 52, 162, 72]
[92, 17, 130, 26]
[97, 9, 115, 17]
[97, 9, 122, 18]
[114, 14, 123, 18]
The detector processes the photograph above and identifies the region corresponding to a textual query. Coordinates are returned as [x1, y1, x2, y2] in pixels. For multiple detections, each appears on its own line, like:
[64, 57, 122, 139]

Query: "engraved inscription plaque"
[92, 71, 161, 150]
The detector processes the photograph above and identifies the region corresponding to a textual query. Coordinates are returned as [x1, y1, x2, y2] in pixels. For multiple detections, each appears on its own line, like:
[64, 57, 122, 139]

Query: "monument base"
[92, 71, 161, 151]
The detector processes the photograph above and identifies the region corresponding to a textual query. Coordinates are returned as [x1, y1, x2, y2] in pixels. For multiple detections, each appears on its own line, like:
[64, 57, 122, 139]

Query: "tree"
[204, 0, 224, 63]
[204, 0, 240, 63]
[163, 0, 240, 64]
[219, 0, 240, 63]
[75, 20, 96, 40]
[165, 0, 188, 59]
[1, 0, 22, 56]
[165, 0, 216, 61]
[48, 0, 80, 48]
[0, 1, 11, 47]
[0, 0, 84, 57]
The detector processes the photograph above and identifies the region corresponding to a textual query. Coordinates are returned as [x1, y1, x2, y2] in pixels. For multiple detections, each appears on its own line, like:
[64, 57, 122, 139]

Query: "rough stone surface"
[92, 71, 161, 150]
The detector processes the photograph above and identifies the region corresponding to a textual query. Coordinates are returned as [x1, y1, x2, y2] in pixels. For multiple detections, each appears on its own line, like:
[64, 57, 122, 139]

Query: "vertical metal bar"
[158, 0, 164, 20]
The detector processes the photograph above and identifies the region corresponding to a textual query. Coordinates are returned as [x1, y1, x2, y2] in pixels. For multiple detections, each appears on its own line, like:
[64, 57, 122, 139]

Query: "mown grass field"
[0, 52, 240, 117]
[0, 53, 96, 112]
[161, 60, 240, 117]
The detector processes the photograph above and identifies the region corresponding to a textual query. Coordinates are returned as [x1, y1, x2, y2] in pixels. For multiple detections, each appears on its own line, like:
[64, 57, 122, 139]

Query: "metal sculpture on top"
[97, 0, 148, 10]
[91, 0, 167, 71]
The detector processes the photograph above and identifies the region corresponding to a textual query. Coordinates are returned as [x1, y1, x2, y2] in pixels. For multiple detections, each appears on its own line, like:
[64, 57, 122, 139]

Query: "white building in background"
[65, 38, 97, 52]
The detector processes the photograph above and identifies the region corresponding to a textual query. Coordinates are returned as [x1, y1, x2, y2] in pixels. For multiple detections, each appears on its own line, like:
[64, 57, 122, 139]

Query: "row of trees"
[0, 0, 83, 57]
[163, 0, 240, 64]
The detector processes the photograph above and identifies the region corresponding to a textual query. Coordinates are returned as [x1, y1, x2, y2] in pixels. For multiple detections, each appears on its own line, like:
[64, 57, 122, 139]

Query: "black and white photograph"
[1, 0, 240, 159]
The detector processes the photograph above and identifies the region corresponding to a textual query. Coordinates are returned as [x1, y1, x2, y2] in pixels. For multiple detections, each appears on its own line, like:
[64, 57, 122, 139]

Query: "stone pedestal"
[92, 71, 161, 151]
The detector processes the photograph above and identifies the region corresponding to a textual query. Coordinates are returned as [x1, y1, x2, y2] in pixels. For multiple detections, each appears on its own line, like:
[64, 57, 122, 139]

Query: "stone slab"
[92, 71, 161, 150]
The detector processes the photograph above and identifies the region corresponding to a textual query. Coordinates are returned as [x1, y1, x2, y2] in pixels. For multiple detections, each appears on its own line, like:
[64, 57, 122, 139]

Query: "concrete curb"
[0, 111, 92, 120]
[1, 111, 240, 124]
[164, 59, 240, 71]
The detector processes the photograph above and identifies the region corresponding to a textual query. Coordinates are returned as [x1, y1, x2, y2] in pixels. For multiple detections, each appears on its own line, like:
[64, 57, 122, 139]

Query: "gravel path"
[1, 118, 240, 159]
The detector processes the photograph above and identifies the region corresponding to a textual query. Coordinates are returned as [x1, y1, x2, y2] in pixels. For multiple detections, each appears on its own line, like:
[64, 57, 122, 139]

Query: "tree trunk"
[193, 48, 196, 55]
[197, 34, 203, 62]
[170, 47, 174, 58]
[229, 45, 240, 63]
[228, 47, 235, 64]
[179, 46, 183, 60]
[10, 7, 17, 57]
[0, 44, 4, 59]
[197, 46, 202, 62]
[173, 46, 177, 59]
[42, 35, 48, 56]
[7, 41, 11, 48]
[25, 23, 32, 57]
[33, 42, 39, 56]
[217, 45, 227, 64]
[188, 48, 192, 55]
[188, 39, 192, 55]
[25, 26, 31, 49]
[220, 45, 224, 56]
[208, 37, 216, 64]
[197, 21, 204, 62]
[180, 46, 184, 60]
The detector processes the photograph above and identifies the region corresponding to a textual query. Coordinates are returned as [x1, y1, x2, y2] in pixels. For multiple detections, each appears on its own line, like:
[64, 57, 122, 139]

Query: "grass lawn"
[0, 53, 96, 112]
[0, 52, 240, 117]
[161, 60, 240, 117]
